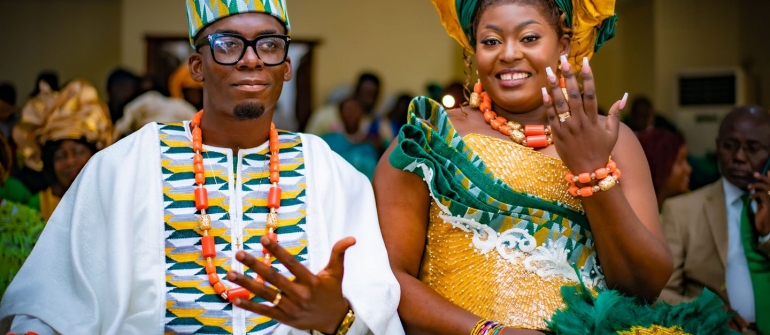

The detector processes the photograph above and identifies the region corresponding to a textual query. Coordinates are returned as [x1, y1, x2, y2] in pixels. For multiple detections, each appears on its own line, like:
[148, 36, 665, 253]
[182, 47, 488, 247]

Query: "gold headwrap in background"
[431, 0, 617, 71]
[13, 79, 113, 172]
[168, 64, 203, 100]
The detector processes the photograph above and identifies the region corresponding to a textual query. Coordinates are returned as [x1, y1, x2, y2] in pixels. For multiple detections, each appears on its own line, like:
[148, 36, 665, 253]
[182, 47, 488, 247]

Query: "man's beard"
[233, 102, 265, 120]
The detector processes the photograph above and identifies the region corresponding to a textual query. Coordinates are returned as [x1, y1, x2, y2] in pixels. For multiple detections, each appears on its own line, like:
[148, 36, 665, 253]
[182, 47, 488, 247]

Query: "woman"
[14, 79, 112, 220]
[0, 132, 45, 297]
[637, 129, 692, 209]
[322, 98, 381, 180]
[373, 0, 731, 334]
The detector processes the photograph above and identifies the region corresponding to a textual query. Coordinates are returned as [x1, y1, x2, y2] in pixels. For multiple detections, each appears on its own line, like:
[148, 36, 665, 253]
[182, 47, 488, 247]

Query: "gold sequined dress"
[389, 97, 605, 331]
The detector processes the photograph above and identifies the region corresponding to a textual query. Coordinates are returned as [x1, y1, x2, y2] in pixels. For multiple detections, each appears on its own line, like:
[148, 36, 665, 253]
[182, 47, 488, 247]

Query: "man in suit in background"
[660, 105, 770, 334]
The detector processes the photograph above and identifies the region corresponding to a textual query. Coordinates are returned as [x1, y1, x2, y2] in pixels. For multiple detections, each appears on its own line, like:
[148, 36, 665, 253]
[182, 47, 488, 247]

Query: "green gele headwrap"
[434, 0, 617, 71]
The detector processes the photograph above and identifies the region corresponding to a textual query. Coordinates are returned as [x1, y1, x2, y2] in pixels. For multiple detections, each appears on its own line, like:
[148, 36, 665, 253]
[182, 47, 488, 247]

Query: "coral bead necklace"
[469, 81, 553, 148]
[190, 110, 281, 302]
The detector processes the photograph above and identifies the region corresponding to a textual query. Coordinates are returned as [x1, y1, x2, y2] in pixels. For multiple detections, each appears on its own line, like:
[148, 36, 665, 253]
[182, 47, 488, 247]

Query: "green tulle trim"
[548, 283, 738, 335]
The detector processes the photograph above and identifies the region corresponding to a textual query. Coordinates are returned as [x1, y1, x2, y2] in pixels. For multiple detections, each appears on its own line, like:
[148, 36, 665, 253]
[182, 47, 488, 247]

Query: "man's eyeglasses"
[195, 33, 290, 66]
[717, 139, 769, 156]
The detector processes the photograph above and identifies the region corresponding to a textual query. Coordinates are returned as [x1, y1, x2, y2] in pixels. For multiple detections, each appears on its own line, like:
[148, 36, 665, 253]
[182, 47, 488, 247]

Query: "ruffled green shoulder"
[549, 284, 737, 335]
[388, 96, 589, 232]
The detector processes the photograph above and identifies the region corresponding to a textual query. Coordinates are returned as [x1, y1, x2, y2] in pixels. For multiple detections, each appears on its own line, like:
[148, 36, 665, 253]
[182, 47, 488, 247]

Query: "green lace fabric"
[0, 200, 46, 297]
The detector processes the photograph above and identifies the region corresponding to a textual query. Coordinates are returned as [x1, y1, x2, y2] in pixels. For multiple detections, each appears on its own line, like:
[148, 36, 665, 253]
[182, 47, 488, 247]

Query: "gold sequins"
[463, 134, 582, 212]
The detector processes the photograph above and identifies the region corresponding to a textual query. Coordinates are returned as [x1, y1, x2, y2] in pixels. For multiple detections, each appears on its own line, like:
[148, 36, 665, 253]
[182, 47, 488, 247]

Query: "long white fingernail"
[619, 92, 628, 109]
[560, 54, 569, 71]
[541, 87, 550, 103]
[582, 57, 590, 74]
[545, 67, 556, 83]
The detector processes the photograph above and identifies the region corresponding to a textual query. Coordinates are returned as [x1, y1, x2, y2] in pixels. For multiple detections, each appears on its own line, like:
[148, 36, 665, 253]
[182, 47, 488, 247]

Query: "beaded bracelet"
[565, 158, 622, 198]
[471, 320, 507, 335]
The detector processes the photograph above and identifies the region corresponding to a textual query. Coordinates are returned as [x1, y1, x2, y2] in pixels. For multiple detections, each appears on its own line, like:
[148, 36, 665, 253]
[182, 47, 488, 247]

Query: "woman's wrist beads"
[565, 158, 621, 198]
[472, 320, 507, 335]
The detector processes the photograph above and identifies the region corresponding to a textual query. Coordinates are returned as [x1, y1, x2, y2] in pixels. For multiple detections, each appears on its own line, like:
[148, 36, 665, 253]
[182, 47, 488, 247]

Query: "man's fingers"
[261, 235, 315, 283]
[233, 297, 286, 320]
[324, 237, 356, 279]
[234, 250, 300, 296]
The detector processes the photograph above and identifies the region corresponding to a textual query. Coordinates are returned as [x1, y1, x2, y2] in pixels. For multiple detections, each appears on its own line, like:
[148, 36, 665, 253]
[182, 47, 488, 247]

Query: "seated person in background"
[0, 82, 20, 139]
[306, 73, 381, 136]
[13, 79, 113, 220]
[169, 63, 204, 110]
[322, 98, 380, 180]
[366, 93, 413, 151]
[637, 128, 692, 210]
[11, 80, 58, 195]
[0, 89, 32, 203]
[113, 65, 198, 139]
[105, 68, 142, 124]
[624, 96, 678, 134]
[661, 105, 770, 334]
[0, 132, 46, 297]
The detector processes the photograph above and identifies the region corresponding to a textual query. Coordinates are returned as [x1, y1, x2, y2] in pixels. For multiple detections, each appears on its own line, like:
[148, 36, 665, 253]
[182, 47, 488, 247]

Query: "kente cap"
[432, 0, 617, 72]
[186, 0, 291, 47]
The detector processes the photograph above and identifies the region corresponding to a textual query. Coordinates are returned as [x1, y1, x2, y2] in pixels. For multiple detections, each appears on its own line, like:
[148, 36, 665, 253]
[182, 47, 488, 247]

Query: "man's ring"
[272, 292, 282, 306]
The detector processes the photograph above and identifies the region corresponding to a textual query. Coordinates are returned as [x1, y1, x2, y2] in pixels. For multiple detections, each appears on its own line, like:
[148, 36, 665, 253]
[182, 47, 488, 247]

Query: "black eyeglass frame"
[195, 33, 291, 66]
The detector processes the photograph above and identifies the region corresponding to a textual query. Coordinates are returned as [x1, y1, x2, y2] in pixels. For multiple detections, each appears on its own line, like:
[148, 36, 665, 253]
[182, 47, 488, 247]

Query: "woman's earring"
[470, 71, 481, 108]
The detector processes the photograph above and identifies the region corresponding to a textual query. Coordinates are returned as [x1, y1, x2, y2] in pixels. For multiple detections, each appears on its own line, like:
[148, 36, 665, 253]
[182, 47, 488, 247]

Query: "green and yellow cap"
[186, 0, 291, 47]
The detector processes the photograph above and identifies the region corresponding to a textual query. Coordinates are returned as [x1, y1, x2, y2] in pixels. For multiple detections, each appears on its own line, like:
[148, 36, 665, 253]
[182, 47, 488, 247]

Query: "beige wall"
[120, 0, 457, 109]
[653, 0, 741, 117]
[739, 0, 770, 106]
[0, 0, 121, 100]
[120, 0, 187, 74]
[5, 1, 764, 119]
[591, 0, 655, 115]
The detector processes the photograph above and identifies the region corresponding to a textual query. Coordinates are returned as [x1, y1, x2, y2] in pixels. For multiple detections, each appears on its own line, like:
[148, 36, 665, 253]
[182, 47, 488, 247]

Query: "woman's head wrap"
[186, 0, 291, 47]
[13, 79, 113, 172]
[431, 0, 617, 70]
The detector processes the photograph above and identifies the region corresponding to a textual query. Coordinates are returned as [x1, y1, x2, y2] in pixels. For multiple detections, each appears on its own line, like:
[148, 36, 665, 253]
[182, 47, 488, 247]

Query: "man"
[305, 73, 381, 136]
[660, 105, 770, 334]
[0, 1, 403, 334]
[623, 96, 678, 134]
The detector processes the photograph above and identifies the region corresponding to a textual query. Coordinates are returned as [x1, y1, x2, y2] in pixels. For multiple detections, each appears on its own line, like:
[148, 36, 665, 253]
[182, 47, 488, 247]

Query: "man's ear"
[189, 53, 204, 82]
[283, 56, 293, 82]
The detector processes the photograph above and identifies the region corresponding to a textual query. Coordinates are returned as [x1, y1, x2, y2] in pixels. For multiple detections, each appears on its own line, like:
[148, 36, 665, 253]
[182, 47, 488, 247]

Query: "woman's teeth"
[500, 73, 531, 80]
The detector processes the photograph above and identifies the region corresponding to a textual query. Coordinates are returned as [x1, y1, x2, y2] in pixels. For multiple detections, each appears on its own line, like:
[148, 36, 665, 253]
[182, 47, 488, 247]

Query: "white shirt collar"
[722, 177, 746, 205]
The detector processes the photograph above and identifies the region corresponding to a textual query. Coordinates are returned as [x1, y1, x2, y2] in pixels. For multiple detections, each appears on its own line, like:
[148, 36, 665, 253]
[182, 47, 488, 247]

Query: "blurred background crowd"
[1, 0, 769, 320]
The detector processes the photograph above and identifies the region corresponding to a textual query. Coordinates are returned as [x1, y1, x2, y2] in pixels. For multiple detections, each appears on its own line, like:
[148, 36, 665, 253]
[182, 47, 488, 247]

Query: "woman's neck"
[492, 102, 550, 125]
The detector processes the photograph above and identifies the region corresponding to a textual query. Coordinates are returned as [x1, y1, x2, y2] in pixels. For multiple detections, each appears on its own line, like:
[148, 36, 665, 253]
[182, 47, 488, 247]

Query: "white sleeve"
[0, 124, 166, 335]
[300, 134, 404, 335]
[9, 315, 58, 335]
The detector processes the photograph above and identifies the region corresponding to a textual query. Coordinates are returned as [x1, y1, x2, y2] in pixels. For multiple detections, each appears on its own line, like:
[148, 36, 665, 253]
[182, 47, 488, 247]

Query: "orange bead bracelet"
[565, 158, 621, 198]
